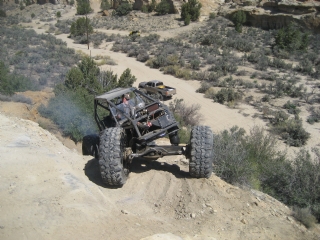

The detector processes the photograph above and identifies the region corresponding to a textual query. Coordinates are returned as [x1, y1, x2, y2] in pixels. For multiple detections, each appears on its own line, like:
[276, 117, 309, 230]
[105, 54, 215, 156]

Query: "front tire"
[188, 126, 214, 178]
[98, 128, 129, 186]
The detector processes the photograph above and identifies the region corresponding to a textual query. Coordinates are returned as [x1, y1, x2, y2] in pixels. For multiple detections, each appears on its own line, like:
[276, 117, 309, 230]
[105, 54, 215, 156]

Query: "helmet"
[123, 94, 130, 100]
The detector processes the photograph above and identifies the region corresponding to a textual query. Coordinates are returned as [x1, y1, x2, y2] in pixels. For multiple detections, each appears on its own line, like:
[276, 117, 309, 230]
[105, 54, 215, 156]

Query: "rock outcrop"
[218, 0, 320, 32]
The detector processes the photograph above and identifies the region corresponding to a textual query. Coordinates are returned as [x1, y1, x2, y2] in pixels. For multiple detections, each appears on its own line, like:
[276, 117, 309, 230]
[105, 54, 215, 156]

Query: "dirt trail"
[28, 24, 266, 134]
[0, 113, 317, 240]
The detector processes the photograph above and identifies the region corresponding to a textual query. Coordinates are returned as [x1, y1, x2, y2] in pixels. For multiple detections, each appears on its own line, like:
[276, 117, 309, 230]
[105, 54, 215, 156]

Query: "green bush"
[148, 0, 156, 12]
[283, 101, 300, 115]
[155, 0, 170, 15]
[100, 0, 111, 11]
[231, 10, 246, 33]
[213, 126, 320, 221]
[0, 61, 38, 95]
[181, 0, 201, 22]
[115, 1, 132, 16]
[56, 11, 61, 18]
[274, 23, 309, 51]
[70, 17, 93, 37]
[209, 12, 216, 19]
[39, 56, 137, 141]
[184, 14, 190, 26]
[214, 88, 243, 104]
[31, 13, 35, 18]
[141, 5, 148, 13]
[273, 116, 310, 147]
[213, 126, 287, 187]
[0, 9, 6, 17]
[76, 0, 92, 15]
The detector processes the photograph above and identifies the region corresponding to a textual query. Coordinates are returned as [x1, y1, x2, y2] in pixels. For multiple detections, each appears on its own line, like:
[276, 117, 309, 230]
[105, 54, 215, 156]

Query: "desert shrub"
[196, 81, 211, 93]
[55, 19, 72, 34]
[166, 105, 196, 144]
[190, 58, 200, 70]
[148, 0, 156, 12]
[270, 57, 292, 69]
[214, 126, 320, 221]
[0, 61, 38, 95]
[175, 68, 191, 80]
[273, 115, 310, 146]
[31, 13, 35, 18]
[214, 88, 243, 104]
[70, 17, 93, 37]
[0, 9, 6, 17]
[147, 54, 168, 68]
[295, 59, 314, 75]
[141, 5, 148, 13]
[209, 12, 216, 19]
[283, 149, 320, 221]
[181, 0, 201, 22]
[274, 23, 309, 51]
[115, 1, 132, 16]
[169, 98, 203, 127]
[307, 106, 320, 124]
[204, 87, 215, 99]
[292, 207, 317, 229]
[225, 35, 254, 52]
[260, 72, 278, 81]
[155, 0, 171, 15]
[136, 49, 149, 62]
[56, 11, 61, 18]
[209, 57, 238, 75]
[163, 65, 179, 75]
[213, 126, 252, 185]
[283, 101, 300, 115]
[214, 126, 287, 188]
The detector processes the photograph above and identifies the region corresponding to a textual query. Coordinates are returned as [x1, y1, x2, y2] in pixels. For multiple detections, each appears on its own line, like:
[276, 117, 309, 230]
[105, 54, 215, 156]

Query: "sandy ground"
[0, 113, 318, 240]
[1, 3, 320, 240]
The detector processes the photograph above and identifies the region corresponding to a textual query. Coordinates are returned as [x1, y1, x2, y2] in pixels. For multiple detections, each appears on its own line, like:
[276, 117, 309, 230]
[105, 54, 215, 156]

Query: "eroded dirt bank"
[0, 113, 317, 240]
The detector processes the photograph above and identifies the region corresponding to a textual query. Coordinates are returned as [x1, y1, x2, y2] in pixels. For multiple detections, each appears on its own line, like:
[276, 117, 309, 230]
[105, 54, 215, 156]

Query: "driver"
[116, 94, 134, 119]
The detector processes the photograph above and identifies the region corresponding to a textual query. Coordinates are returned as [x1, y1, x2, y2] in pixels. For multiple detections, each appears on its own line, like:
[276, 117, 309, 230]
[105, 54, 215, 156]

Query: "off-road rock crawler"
[82, 87, 214, 186]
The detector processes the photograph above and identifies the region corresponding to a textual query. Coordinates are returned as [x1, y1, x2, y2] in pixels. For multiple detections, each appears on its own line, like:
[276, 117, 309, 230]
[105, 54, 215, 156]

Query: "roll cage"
[94, 87, 179, 145]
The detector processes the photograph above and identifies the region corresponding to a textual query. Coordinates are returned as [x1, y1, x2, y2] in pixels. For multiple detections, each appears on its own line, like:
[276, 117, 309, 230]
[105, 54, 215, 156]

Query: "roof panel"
[95, 87, 136, 101]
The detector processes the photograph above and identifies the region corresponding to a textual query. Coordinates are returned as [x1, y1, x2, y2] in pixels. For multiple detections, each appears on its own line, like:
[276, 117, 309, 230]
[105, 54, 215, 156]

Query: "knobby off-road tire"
[98, 127, 129, 186]
[82, 134, 99, 159]
[188, 126, 214, 178]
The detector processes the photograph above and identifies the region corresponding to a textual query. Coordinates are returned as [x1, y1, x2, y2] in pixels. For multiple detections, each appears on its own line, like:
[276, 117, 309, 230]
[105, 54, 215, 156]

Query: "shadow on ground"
[84, 157, 190, 188]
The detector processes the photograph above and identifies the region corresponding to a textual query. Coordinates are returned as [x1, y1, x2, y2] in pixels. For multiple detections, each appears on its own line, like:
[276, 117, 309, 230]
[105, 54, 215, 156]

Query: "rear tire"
[82, 134, 99, 159]
[188, 126, 214, 178]
[98, 128, 129, 186]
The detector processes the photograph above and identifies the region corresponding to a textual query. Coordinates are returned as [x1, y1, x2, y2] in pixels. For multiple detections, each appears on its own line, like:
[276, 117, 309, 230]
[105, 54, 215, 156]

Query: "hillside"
[1, 1, 320, 239]
[0, 112, 318, 239]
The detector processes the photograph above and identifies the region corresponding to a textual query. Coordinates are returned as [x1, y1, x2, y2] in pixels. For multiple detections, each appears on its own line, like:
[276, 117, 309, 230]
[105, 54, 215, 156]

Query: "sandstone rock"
[121, 209, 129, 214]
[241, 218, 247, 224]
[102, 10, 109, 16]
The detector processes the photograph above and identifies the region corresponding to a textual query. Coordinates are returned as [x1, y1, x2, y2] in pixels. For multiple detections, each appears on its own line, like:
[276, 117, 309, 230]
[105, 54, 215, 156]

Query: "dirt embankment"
[0, 113, 318, 240]
[1, 3, 320, 239]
